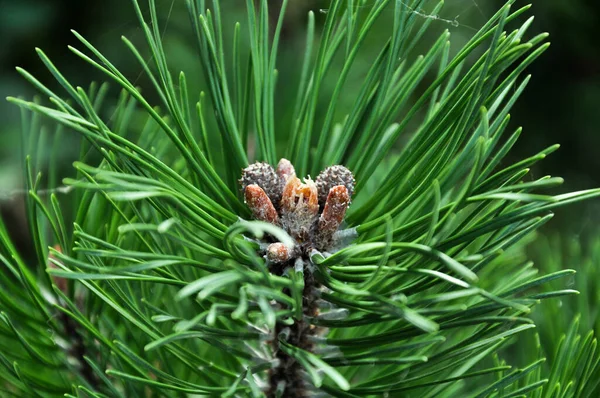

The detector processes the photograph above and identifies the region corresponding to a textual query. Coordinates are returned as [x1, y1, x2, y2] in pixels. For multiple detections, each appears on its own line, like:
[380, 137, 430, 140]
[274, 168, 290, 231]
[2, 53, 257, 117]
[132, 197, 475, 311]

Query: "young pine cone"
[315, 165, 355, 208]
[240, 162, 284, 208]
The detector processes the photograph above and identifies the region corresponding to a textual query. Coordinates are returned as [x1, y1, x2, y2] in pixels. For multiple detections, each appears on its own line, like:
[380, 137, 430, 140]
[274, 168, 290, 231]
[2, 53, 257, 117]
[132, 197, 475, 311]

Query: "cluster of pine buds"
[240, 159, 355, 264]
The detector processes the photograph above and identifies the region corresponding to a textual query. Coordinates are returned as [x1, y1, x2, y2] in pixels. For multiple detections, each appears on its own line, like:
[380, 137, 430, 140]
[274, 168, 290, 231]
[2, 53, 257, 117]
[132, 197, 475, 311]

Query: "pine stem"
[59, 311, 97, 388]
[269, 261, 320, 397]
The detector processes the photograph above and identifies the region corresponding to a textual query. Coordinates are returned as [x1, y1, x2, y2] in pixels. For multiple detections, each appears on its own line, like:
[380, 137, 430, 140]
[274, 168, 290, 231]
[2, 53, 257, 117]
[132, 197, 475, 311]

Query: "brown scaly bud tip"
[280, 177, 319, 242]
[244, 184, 280, 225]
[280, 177, 319, 217]
[276, 158, 296, 183]
[316, 185, 350, 251]
[266, 242, 294, 263]
[315, 165, 355, 208]
[239, 162, 284, 208]
[47, 244, 68, 294]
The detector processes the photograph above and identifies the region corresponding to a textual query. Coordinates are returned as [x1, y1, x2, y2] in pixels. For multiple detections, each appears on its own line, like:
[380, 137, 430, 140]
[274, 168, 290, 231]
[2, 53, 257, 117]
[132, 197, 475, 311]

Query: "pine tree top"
[0, 1, 599, 397]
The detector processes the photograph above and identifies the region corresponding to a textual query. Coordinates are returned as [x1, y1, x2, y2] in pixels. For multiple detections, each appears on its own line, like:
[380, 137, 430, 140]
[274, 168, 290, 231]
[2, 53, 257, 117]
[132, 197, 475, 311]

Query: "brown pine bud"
[280, 177, 319, 242]
[240, 162, 283, 208]
[244, 184, 279, 225]
[266, 242, 294, 263]
[276, 158, 296, 183]
[281, 176, 300, 214]
[281, 177, 319, 216]
[316, 185, 350, 251]
[315, 165, 355, 208]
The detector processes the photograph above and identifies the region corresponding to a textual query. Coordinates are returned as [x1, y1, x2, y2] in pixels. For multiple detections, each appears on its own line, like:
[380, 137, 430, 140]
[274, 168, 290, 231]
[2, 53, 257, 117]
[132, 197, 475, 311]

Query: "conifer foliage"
[1, 0, 600, 397]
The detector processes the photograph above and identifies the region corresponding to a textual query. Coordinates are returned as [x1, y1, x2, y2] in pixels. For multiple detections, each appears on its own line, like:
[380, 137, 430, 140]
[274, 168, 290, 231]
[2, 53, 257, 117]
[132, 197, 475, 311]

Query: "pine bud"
[280, 176, 319, 242]
[266, 242, 293, 263]
[240, 162, 284, 208]
[315, 165, 355, 208]
[244, 184, 279, 225]
[276, 158, 296, 183]
[316, 185, 350, 251]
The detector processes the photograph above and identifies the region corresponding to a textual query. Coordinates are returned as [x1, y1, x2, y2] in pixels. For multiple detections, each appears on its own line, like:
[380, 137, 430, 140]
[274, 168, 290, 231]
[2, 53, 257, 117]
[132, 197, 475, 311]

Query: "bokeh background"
[1, 0, 599, 343]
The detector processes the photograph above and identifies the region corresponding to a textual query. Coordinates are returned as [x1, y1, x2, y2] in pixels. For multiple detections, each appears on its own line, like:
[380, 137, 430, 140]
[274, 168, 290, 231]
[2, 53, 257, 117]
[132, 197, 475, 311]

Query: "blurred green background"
[2, 0, 599, 231]
[0, 0, 599, 316]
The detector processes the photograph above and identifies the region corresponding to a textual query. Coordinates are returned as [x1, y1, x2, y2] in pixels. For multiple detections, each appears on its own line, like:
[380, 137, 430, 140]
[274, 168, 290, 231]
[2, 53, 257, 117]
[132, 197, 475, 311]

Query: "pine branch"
[1, 0, 599, 397]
